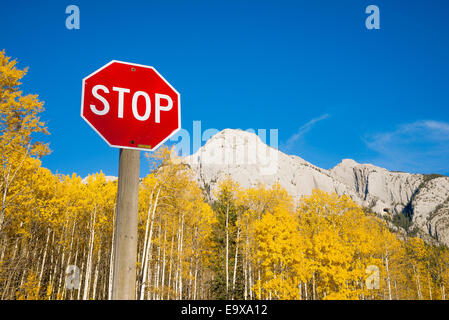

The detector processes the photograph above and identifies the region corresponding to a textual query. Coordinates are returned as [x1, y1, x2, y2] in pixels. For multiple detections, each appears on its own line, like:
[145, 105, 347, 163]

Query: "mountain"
[81, 175, 118, 184]
[184, 129, 449, 246]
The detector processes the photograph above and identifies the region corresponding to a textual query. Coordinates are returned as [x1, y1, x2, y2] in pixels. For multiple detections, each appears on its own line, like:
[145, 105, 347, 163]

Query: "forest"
[1, 50, 449, 300]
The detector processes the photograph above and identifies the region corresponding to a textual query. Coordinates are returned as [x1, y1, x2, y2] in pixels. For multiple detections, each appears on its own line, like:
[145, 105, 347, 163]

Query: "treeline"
[209, 181, 449, 300]
[0, 152, 216, 300]
[1, 50, 449, 300]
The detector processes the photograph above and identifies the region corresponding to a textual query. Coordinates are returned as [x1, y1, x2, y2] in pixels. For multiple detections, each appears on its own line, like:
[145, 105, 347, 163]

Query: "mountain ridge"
[184, 128, 449, 246]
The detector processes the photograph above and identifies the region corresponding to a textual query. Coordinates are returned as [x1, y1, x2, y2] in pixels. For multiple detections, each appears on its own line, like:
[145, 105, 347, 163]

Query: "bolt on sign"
[81, 60, 181, 151]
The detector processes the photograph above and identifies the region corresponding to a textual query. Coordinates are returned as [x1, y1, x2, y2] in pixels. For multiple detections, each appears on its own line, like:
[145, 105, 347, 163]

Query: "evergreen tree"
[209, 179, 244, 299]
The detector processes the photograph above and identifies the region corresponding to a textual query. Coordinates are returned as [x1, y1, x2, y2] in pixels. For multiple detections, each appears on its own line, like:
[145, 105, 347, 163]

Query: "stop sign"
[81, 60, 181, 151]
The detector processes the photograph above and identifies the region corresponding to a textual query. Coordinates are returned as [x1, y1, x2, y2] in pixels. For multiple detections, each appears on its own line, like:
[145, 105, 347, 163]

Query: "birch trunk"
[76, 260, 84, 300]
[415, 266, 422, 299]
[83, 207, 96, 300]
[178, 214, 184, 299]
[138, 185, 157, 296]
[312, 272, 316, 300]
[248, 259, 253, 300]
[305, 282, 308, 300]
[232, 226, 240, 299]
[140, 187, 160, 300]
[243, 254, 247, 300]
[161, 222, 167, 300]
[57, 216, 70, 298]
[225, 204, 229, 297]
[167, 223, 175, 300]
[108, 210, 115, 300]
[92, 243, 102, 300]
[38, 228, 51, 289]
[154, 222, 162, 300]
[385, 249, 392, 300]
[193, 255, 198, 300]
[63, 219, 77, 299]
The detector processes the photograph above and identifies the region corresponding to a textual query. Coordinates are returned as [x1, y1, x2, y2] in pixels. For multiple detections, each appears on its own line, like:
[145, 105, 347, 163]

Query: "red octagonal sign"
[81, 60, 181, 151]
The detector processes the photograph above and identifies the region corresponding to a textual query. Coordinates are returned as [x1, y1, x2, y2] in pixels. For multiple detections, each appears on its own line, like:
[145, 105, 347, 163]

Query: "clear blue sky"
[2, 0, 449, 177]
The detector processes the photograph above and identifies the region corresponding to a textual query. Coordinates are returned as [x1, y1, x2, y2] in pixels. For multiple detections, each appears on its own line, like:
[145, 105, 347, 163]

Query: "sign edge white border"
[80, 60, 181, 152]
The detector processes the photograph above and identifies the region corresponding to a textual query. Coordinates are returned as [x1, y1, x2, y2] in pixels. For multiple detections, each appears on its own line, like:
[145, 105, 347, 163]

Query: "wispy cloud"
[364, 120, 449, 174]
[282, 113, 330, 152]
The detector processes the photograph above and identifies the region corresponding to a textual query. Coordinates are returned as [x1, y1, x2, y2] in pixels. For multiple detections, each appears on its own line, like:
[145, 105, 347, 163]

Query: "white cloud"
[282, 113, 330, 152]
[364, 120, 449, 174]
[422, 120, 449, 133]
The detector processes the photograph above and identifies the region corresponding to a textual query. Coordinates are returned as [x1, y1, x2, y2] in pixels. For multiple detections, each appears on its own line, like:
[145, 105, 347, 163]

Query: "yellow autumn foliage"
[1, 50, 449, 300]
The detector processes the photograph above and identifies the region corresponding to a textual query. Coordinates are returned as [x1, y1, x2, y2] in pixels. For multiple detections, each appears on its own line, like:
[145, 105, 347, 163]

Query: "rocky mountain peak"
[335, 158, 360, 168]
[184, 129, 449, 246]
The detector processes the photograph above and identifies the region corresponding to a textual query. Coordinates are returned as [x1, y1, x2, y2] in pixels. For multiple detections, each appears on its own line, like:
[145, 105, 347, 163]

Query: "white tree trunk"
[161, 223, 167, 300]
[108, 211, 115, 300]
[225, 204, 229, 297]
[83, 207, 96, 300]
[38, 228, 51, 289]
[154, 223, 162, 299]
[140, 187, 161, 300]
[232, 226, 240, 299]
[178, 214, 184, 299]
[76, 259, 84, 300]
[385, 249, 392, 300]
[138, 185, 157, 297]
[92, 243, 102, 300]
[167, 223, 175, 300]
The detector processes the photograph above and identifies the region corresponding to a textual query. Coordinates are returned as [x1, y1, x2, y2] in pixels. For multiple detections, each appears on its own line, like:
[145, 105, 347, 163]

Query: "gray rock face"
[411, 178, 449, 244]
[330, 160, 424, 216]
[184, 129, 449, 246]
[81, 175, 118, 184]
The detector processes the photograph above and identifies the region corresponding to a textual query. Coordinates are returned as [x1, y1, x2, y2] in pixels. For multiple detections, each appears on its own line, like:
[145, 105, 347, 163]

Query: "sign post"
[81, 60, 181, 299]
[112, 149, 140, 299]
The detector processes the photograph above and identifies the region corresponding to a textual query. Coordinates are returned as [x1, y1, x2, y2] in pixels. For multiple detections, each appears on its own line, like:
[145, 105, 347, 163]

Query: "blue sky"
[1, 0, 449, 177]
